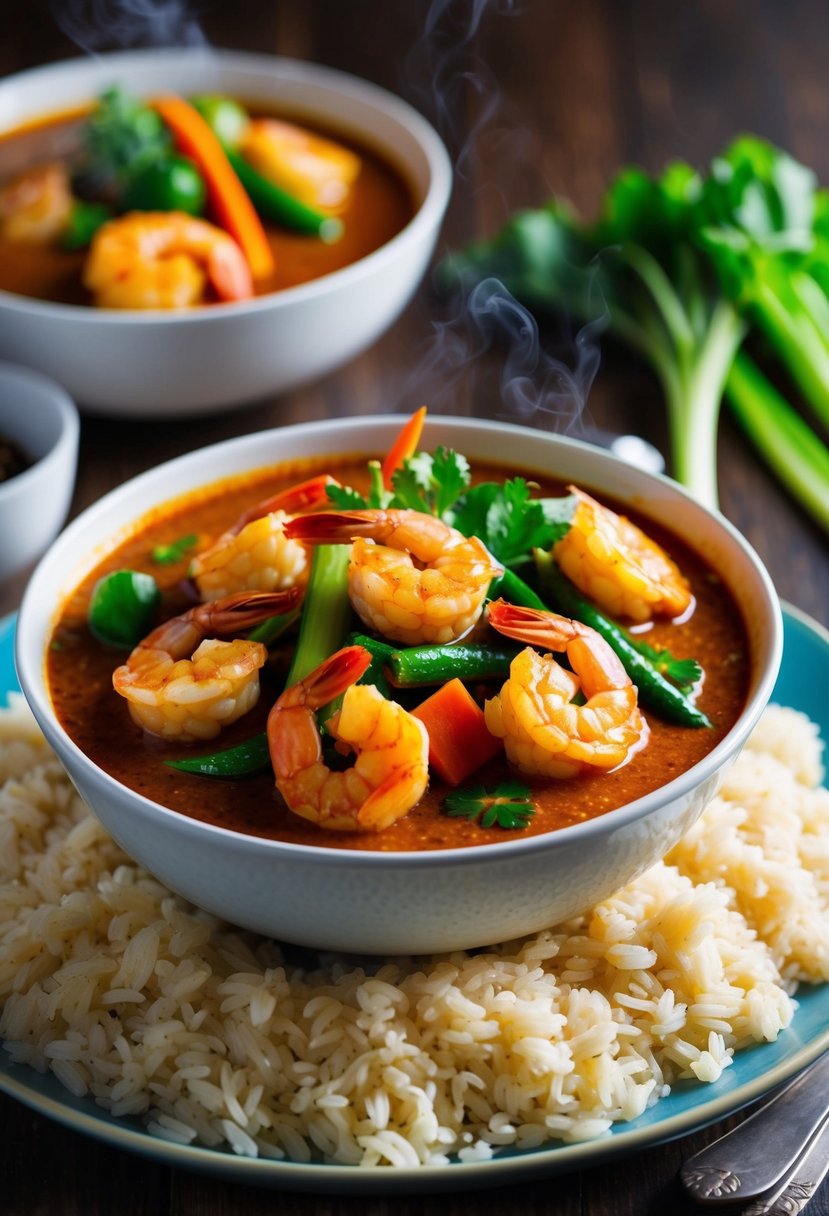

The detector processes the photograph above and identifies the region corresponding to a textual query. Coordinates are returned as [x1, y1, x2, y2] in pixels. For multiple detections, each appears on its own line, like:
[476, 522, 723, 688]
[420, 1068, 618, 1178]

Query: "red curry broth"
[0, 105, 414, 306]
[46, 455, 750, 854]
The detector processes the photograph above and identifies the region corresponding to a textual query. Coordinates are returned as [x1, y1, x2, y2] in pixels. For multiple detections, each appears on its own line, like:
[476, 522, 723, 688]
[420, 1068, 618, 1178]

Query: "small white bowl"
[0, 363, 79, 583]
[15, 417, 783, 954]
[0, 49, 452, 418]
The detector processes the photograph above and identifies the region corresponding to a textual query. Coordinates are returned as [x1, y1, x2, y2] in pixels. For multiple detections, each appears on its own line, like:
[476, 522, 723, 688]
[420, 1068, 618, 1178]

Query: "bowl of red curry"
[15, 413, 783, 954]
[0, 49, 451, 416]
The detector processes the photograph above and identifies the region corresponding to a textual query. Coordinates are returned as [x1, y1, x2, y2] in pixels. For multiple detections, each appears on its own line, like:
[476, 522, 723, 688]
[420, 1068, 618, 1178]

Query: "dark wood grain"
[1, 2, 829, 1213]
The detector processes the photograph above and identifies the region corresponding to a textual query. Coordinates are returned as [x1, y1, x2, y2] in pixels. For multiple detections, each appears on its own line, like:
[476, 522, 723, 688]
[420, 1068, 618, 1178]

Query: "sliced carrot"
[381, 405, 427, 489]
[412, 678, 502, 787]
[151, 95, 275, 282]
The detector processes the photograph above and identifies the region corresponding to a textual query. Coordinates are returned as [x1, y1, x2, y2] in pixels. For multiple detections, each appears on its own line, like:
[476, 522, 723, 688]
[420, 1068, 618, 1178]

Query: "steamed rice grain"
[0, 691, 826, 1166]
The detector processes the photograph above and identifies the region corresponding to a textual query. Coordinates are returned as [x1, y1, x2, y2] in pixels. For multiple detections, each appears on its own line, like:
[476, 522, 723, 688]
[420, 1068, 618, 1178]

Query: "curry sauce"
[46, 455, 750, 853]
[0, 106, 414, 306]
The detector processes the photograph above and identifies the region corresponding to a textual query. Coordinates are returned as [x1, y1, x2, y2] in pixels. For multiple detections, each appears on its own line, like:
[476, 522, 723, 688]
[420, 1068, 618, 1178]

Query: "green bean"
[534, 550, 711, 728]
[227, 149, 343, 242]
[489, 566, 548, 610]
[386, 641, 522, 687]
[165, 732, 269, 778]
[345, 633, 394, 699]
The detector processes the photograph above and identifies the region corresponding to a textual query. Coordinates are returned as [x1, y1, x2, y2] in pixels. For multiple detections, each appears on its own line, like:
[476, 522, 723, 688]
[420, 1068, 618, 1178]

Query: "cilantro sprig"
[450, 479, 576, 567]
[327, 446, 575, 569]
[627, 637, 703, 693]
[443, 780, 537, 830]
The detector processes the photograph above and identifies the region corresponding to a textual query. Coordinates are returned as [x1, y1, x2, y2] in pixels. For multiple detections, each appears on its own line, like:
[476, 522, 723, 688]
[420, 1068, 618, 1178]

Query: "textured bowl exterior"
[0, 364, 79, 581]
[0, 50, 452, 417]
[15, 418, 783, 954]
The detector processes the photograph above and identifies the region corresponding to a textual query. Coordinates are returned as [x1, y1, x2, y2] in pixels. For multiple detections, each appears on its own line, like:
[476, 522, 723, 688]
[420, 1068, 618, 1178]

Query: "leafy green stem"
[725, 349, 829, 533]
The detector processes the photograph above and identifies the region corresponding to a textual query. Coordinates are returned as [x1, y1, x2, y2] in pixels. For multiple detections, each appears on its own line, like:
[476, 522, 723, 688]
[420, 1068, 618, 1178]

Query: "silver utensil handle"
[742, 1115, 829, 1216]
[680, 1050, 829, 1205]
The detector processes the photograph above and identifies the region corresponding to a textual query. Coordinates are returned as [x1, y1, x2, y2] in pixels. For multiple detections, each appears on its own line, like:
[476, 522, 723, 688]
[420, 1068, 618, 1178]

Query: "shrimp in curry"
[48, 409, 746, 853]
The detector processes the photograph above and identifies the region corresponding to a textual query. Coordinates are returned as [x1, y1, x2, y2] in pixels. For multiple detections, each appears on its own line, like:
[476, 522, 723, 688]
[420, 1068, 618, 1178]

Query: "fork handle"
[680, 1050, 829, 1205]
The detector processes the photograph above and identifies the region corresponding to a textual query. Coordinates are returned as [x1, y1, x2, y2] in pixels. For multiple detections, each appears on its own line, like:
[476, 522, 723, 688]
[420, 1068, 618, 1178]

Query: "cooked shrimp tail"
[113, 588, 299, 742]
[230, 474, 337, 534]
[485, 599, 648, 778]
[191, 475, 337, 602]
[268, 645, 429, 832]
[143, 588, 301, 655]
[285, 508, 502, 645]
[268, 645, 372, 777]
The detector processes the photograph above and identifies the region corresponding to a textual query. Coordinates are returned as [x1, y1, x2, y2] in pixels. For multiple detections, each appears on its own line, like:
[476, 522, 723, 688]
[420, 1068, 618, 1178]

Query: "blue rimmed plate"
[0, 604, 827, 1194]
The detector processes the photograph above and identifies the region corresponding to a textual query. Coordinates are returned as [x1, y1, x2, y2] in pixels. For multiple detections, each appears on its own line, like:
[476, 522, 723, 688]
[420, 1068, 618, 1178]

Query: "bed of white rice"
[0, 695, 827, 1168]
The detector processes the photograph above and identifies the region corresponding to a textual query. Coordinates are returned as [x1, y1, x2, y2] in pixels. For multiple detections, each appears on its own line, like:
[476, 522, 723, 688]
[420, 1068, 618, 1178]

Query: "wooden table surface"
[2, 2, 829, 1213]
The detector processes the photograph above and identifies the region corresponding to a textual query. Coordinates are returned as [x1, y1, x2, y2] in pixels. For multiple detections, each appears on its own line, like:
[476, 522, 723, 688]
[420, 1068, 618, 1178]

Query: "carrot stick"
[381, 406, 427, 489]
[151, 95, 275, 281]
[412, 678, 502, 786]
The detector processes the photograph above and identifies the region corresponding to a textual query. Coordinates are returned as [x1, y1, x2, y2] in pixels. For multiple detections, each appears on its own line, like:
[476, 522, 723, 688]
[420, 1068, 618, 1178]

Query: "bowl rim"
[15, 413, 784, 868]
[0, 361, 79, 494]
[0, 47, 453, 324]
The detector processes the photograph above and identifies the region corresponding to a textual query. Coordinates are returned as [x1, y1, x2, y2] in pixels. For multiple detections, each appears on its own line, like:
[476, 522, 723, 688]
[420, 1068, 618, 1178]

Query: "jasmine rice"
[0, 695, 827, 1166]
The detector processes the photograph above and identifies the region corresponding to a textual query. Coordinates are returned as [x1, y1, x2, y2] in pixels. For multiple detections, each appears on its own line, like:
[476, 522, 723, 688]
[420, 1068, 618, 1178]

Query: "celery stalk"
[725, 350, 829, 534]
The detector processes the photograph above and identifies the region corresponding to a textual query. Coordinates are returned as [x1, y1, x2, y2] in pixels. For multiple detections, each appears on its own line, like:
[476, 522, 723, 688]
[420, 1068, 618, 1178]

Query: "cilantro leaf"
[443, 779, 536, 830]
[628, 637, 703, 692]
[450, 482, 576, 567]
[327, 460, 394, 510]
[326, 448, 470, 516]
[327, 483, 372, 510]
[391, 447, 471, 516]
[151, 533, 199, 565]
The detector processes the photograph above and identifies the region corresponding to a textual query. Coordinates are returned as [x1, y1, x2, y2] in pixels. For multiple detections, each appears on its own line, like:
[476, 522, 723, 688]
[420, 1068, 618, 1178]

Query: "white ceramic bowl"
[15, 416, 783, 954]
[0, 362, 79, 582]
[0, 49, 452, 418]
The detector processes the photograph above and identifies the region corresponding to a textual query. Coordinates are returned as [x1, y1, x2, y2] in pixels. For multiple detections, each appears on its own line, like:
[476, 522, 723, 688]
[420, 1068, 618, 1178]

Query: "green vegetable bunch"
[441, 135, 829, 534]
[69, 86, 207, 247]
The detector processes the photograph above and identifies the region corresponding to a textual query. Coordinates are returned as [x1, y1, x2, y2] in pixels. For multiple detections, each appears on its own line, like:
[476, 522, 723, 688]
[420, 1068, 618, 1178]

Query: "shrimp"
[284, 509, 503, 645]
[83, 211, 253, 309]
[553, 486, 692, 623]
[239, 119, 361, 211]
[267, 646, 429, 832]
[484, 600, 649, 778]
[0, 162, 73, 242]
[113, 587, 300, 741]
[191, 475, 337, 602]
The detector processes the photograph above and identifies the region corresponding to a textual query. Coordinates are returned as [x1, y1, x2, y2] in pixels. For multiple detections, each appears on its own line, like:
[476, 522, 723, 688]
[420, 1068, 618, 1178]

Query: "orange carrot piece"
[151, 95, 275, 281]
[412, 678, 502, 787]
[381, 405, 427, 489]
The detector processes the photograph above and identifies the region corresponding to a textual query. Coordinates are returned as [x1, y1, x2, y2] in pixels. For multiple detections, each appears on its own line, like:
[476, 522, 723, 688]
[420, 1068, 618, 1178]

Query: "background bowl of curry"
[0, 49, 452, 417]
[15, 416, 783, 954]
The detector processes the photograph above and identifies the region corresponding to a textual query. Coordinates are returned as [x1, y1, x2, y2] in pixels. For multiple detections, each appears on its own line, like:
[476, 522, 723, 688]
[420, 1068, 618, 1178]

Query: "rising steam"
[52, 0, 207, 53]
[400, 0, 604, 437]
[398, 277, 606, 437]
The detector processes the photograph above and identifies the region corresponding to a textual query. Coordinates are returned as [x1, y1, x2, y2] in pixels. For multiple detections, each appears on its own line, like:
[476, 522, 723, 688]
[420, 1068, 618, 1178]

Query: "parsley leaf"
[443, 779, 536, 830]
[450, 482, 576, 567]
[151, 533, 199, 565]
[628, 637, 703, 692]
